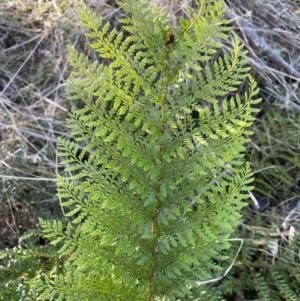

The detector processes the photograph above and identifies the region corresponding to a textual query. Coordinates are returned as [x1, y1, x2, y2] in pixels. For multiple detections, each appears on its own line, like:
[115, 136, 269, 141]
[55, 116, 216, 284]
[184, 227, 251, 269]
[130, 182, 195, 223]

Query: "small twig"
[195, 238, 243, 285]
[5, 194, 20, 242]
[0, 32, 9, 43]
[0, 122, 58, 143]
[0, 174, 57, 182]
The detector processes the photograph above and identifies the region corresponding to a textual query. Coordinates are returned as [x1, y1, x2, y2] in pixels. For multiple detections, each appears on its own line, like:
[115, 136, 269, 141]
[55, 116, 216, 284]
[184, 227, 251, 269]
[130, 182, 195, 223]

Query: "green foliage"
[247, 106, 300, 201]
[33, 0, 260, 300]
[197, 219, 300, 301]
[0, 231, 62, 301]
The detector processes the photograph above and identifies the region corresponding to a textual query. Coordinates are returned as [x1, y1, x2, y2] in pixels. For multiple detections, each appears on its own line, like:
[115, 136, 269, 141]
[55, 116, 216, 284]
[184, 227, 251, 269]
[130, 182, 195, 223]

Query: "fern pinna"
[35, 0, 260, 300]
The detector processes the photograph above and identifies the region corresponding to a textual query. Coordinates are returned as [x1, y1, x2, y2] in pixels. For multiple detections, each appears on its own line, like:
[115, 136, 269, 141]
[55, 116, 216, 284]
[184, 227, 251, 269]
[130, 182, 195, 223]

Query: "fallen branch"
[225, 8, 300, 80]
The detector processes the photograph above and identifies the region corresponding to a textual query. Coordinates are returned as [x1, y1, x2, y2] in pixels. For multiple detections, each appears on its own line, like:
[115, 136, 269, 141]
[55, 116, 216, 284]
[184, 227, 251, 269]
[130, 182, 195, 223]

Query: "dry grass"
[226, 0, 300, 109]
[0, 0, 86, 248]
[0, 0, 300, 250]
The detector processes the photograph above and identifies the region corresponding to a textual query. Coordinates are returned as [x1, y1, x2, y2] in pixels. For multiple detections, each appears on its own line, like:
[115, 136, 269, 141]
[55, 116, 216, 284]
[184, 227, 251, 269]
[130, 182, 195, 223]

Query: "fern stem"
[148, 204, 159, 301]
